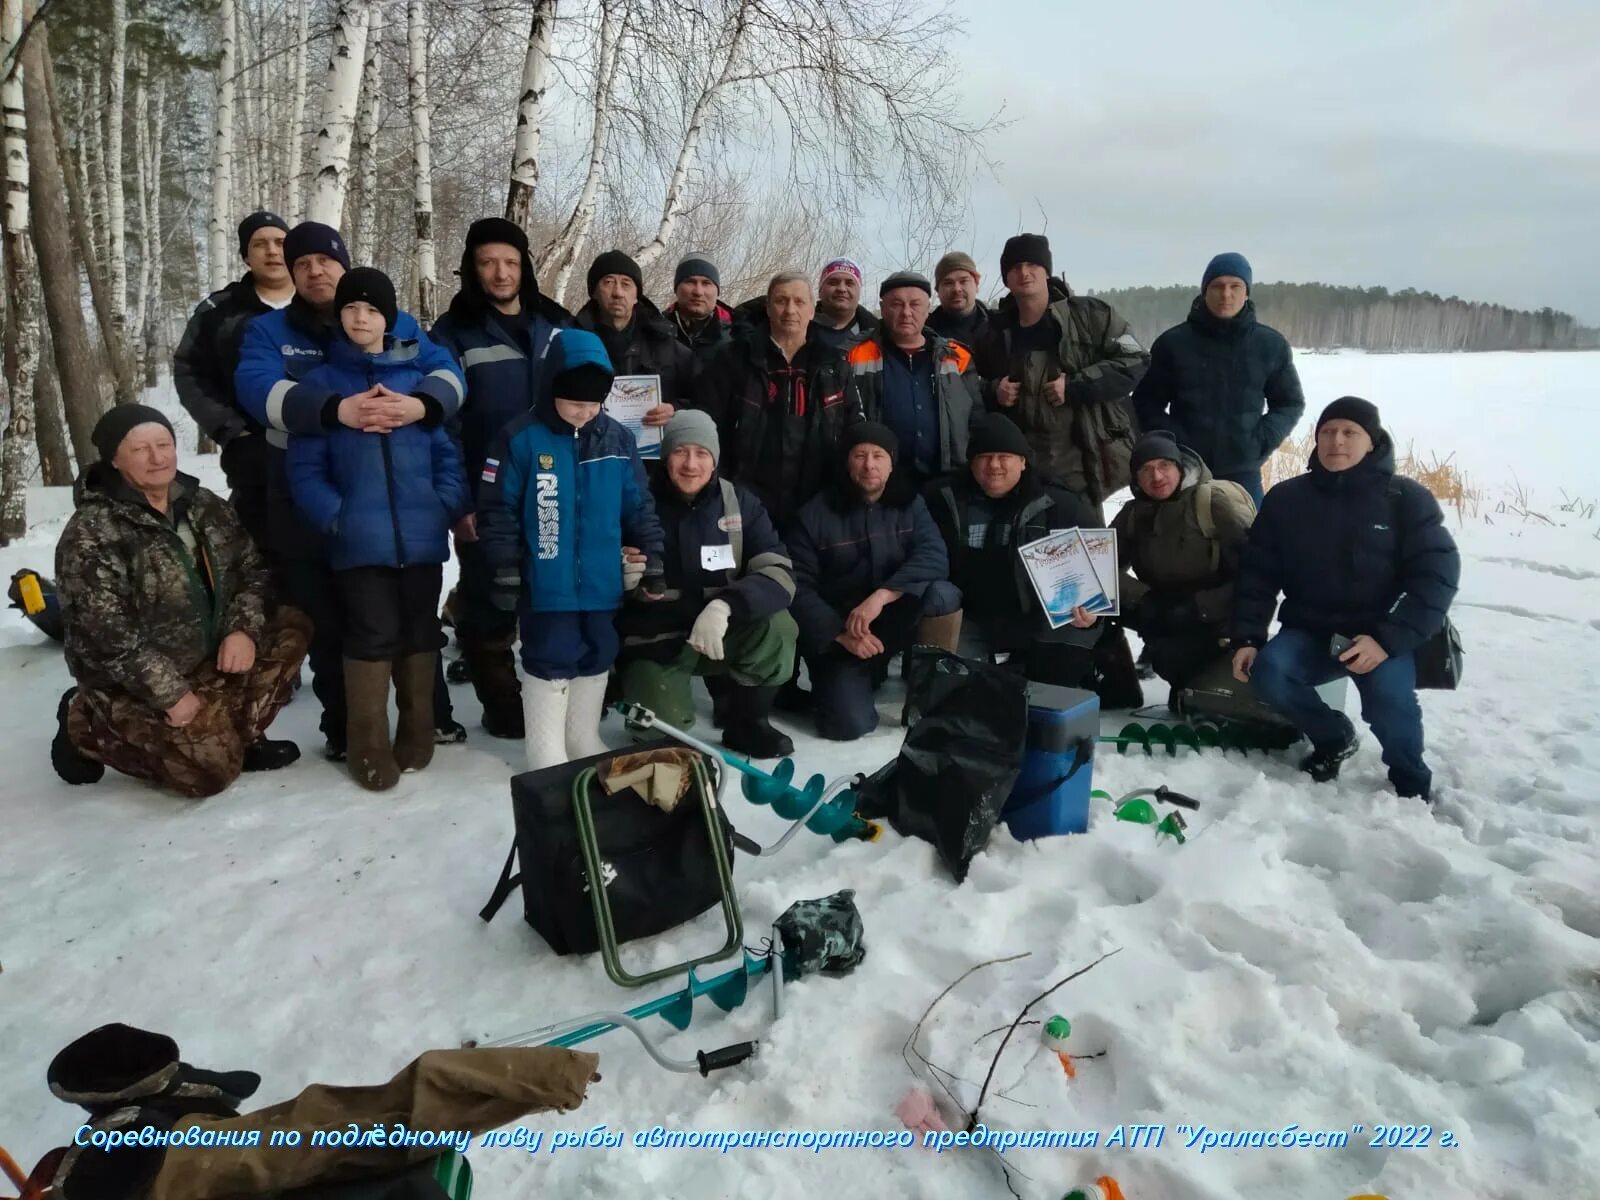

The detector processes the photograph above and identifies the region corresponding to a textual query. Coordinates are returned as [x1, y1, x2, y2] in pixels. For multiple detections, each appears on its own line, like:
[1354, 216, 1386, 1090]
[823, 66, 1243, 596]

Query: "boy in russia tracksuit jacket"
[287, 269, 470, 791]
[477, 329, 667, 770]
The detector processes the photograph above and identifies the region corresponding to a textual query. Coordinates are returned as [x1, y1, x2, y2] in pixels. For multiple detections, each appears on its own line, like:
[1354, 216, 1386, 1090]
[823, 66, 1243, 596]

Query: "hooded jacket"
[786, 462, 949, 656]
[573, 295, 698, 409]
[430, 240, 573, 482]
[476, 331, 666, 613]
[972, 279, 1148, 503]
[1109, 445, 1255, 624]
[847, 330, 982, 477]
[1231, 434, 1460, 656]
[56, 466, 269, 711]
[173, 273, 281, 445]
[286, 332, 472, 571]
[1132, 297, 1305, 477]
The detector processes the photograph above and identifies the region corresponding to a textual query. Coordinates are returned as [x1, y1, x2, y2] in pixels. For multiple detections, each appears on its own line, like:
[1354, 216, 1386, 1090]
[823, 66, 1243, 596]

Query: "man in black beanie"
[573, 248, 693, 435]
[430, 216, 574, 738]
[174, 210, 295, 550]
[665, 255, 733, 363]
[786, 422, 962, 740]
[1231, 397, 1460, 799]
[972, 232, 1148, 513]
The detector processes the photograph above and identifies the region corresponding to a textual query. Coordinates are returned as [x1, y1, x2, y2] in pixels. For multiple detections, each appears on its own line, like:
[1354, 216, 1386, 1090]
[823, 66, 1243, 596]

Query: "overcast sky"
[892, 0, 1600, 321]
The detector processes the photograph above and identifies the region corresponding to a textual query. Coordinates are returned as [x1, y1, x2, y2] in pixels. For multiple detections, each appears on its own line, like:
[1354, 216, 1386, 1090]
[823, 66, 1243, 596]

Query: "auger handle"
[1155, 786, 1201, 810]
[697, 1041, 759, 1076]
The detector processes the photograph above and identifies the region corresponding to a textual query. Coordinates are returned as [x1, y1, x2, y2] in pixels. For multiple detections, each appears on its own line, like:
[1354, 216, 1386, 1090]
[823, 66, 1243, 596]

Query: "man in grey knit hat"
[615, 410, 800, 758]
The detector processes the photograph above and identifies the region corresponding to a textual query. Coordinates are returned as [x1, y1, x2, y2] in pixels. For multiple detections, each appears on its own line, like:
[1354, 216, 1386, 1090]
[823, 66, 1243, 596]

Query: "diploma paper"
[1017, 528, 1112, 629]
[604, 375, 664, 458]
[1075, 529, 1120, 617]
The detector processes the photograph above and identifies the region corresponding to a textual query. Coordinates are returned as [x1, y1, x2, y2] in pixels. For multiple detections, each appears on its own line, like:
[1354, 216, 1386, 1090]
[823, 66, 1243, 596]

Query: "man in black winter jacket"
[1132, 253, 1305, 507]
[788, 424, 961, 740]
[927, 251, 991, 348]
[665, 255, 735, 365]
[173, 211, 293, 549]
[1231, 397, 1460, 800]
[574, 249, 694, 432]
[616, 411, 799, 758]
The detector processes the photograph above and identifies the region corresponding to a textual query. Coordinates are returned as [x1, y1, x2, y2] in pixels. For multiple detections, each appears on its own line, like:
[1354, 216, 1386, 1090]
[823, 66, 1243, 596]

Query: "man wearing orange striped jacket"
[845, 271, 984, 489]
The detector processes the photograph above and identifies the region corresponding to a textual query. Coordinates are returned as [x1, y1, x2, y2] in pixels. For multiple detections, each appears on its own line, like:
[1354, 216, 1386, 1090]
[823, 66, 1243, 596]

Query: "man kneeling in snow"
[1230, 398, 1460, 799]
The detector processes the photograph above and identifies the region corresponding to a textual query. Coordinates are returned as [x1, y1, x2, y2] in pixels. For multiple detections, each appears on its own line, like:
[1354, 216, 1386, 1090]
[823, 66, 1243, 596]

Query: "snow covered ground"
[2, 355, 1597, 1200]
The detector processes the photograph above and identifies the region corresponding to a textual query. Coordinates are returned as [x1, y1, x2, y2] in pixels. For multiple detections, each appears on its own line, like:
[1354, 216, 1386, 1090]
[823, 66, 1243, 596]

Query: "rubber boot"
[914, 608, 963, 653]
[392, 652, 438, 772]
[721, 685, 794, 759]
[522, 676, 572, 771]
[463, 637, 525, 739]
[344, 659, 400, 791]
[52, 687, 104, 785]
[565, 672, 610, 760]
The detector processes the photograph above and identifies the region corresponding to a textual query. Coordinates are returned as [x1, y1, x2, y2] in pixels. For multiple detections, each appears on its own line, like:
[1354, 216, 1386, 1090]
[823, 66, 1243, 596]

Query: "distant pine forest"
[1086, 283, 1600, 352]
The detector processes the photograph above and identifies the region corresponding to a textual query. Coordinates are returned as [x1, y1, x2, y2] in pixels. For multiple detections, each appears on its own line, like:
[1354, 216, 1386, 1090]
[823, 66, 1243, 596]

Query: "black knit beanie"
[1000, 233, 1052, 279]
[674, 256, 720, 290]
[587, 249, 643, 297]
[1130, 431, 1182, 473]
[237, 211, 289, 260]
[93, 404, 174, 464]
[282, 221, 350, 272]
[553, 363, 614, 406]
[844, 421, 899, 461]
[1316, 396, 1383, 443]
[967, 412, 1033, 462]
[335, 267, 399, 332]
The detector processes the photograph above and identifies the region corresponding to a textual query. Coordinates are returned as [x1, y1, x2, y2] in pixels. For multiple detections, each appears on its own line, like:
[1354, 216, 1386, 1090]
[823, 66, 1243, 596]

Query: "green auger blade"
[1103, 718, 1296, 756]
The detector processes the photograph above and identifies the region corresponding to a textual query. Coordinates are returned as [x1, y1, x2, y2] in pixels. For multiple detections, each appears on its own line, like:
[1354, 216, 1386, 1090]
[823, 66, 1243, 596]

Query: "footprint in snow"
[1478, 555, 1600, 581]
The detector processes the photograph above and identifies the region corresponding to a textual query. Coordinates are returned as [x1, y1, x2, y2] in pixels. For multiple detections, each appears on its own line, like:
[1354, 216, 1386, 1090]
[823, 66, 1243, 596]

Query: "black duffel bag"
[1413, 617, 1465, 691]
[480, 739, 735, 956]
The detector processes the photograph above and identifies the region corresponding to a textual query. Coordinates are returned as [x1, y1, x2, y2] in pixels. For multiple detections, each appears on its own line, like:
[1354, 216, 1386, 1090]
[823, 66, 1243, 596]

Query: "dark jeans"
[1215, 469, 1264, 509]
[809, 582, 961, 741]
[1250, 627, 1429, 796]
[520, 610, 620, 680]
[338, 565, 446, 660]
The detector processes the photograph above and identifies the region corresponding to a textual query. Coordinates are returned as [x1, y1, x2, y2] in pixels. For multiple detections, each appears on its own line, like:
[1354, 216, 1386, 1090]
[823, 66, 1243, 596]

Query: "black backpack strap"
[478, 841, 522, 923]
[1007, 736, 1094, 809]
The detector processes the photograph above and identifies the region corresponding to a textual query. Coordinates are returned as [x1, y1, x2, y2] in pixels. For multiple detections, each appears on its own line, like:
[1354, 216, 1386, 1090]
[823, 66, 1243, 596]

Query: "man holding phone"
[1228, 398, 1460, 800]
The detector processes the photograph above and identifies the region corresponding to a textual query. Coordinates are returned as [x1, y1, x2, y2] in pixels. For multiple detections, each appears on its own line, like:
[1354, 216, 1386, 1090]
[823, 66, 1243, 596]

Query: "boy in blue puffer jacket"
[476, 328, 667, 770]
[287, 268, 470, 791]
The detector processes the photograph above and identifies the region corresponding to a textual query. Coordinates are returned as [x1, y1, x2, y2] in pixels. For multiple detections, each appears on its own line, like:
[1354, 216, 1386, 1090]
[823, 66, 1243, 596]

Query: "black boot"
[49, 1023, 260, 1120]
[705, 675, 733, 728]
[722, 685, 795, 759]
[433, 717, 469, 745]
[1300, 733, 1359, 782]
[242, 737, 300, 772]
[51, 688, 104, 786]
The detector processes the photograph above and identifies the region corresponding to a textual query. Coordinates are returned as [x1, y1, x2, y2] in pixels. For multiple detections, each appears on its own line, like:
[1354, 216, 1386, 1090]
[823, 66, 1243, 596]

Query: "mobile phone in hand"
[1329, 634, 1354, 659]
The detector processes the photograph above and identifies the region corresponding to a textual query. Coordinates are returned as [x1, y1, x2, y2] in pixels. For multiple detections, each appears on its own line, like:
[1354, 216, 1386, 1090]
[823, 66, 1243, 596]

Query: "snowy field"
[2, 352, 1598, 1199]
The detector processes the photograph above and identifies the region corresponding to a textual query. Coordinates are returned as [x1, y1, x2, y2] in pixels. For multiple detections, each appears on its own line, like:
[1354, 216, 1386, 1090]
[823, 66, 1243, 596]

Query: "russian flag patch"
[481, 458, 499, 484]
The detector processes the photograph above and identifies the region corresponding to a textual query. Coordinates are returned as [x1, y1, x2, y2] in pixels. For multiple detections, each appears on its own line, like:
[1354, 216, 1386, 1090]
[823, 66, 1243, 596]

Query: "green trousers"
[618, 611, 798, 728]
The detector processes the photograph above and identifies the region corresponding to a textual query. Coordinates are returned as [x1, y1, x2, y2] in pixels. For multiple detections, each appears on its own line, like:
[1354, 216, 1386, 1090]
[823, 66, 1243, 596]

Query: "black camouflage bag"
[774, 890, 866, 977]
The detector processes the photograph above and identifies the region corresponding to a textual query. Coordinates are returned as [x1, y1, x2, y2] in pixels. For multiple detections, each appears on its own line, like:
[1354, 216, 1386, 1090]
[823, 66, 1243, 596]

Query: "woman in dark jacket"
[1231, 397, 1460, 799]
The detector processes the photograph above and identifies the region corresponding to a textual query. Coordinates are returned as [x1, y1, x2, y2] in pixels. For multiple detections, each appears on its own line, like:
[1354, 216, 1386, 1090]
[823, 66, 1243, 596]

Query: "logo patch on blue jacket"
[536, 472, 560, 560]
[481, 457, 499, 484]
[539, 454, 554, 469]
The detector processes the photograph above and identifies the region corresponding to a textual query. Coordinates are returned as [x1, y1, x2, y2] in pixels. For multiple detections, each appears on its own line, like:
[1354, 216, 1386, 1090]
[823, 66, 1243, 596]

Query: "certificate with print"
[1017, 528, 1111, 629]
[604, 374, 663, 458]
[1075, 529, 1120, 617]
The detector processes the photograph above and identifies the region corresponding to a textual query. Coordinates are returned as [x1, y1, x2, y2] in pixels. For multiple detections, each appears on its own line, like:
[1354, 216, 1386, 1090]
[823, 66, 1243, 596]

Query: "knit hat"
[674, 256, 720, 291]
[335, 267, 398, 332]
[967, 412, 1033, 462]
[661, 409, 720, 466]
[464, 216, 529, 256]
[820, 257, 863, 285]
[587, 249, 643, 297]
[934, 251, 979, 285]
[237, 211, 289, 260]
[282, 221, 350, 272]
[1000, 233, 1051, 279]
[844, 421, 899, 460]
[552, 363, 614, 406]
[1202, 252, 1252, 291]
[93, 404, 174, 464]
[1130, 431, 1182, 473]
[1316, 396, 1383, 443]
[879, 270, 932, 298]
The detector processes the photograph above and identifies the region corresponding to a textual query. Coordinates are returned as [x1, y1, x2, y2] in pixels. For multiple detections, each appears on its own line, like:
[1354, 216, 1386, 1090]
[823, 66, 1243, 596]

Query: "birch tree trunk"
[129, 46, 150, 374]
[32, 343, 72, 485]
[503, 0, 555, 235]
[352, 0, 382, 261]
[1, 0, 42, 539]
[85, 61, 107, 265]
[285, 0, 308, 219]
[631, 2, 750, 268]
[106, 0, 128, 346]
[407, 0, 437, 322]
[143, 77, 166, 382]
[539, 0, 623, 301]
[308, 0, 371, 227]
[209, 0, 236, 291]
[236, 2, 260, 213]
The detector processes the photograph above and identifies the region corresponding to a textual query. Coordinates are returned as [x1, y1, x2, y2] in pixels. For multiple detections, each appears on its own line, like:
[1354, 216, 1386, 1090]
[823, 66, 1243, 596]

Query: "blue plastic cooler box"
[1002, 682, 1100, 839]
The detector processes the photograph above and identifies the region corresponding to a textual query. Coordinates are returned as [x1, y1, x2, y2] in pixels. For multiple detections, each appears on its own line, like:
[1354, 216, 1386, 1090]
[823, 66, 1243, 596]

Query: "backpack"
[1388, 485, 1464, 690]
[1190, 479, 1256, 573]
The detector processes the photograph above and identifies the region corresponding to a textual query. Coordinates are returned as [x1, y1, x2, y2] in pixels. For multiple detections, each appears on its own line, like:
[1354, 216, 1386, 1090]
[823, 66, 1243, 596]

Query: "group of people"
[46, 212, 1460, 804]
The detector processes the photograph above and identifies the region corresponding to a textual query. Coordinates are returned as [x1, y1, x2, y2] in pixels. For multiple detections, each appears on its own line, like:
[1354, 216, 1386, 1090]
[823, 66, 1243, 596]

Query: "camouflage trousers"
[68, 607, 313, 799]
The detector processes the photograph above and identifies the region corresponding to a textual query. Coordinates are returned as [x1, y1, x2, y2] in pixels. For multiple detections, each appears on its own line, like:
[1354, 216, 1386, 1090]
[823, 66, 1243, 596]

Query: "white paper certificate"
[604, 374, 663, 458]
[1075, 529, 1120, 617]
[1017, 528, 1112, 629]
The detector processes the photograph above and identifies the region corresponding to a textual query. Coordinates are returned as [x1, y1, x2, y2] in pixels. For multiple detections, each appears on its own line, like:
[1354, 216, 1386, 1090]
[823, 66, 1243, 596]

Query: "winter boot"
[393, 652, 439, 773]
[914, 608, 963, 653]
[51, 687, 104, 786]
[721, 685, 794, 759]
[463, 638, 525, 739]
[1091, 625, 1145, 710]
[433, 718, 468, 744]
[49, 1022, 260, 1120]
[1135, 646, 1156, 680]
[343, 659, 400, 791]
[522, 676, 572, 771]
[705, 674, 733, 728]
[565, 673, 611, 760]
[241, 737, 300, 772]
[1300, 732, 1359, 783]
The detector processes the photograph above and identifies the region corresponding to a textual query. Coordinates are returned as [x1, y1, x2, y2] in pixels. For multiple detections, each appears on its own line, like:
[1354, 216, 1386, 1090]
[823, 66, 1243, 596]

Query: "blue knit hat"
[1203, 252, 1252, 292]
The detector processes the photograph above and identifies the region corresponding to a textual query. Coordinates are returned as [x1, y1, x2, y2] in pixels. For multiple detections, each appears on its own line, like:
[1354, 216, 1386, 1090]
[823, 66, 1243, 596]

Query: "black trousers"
[338, 565, 447, 661]
[220, 434, 272, 554]
[453, 536, 518, 648]
[1143, 628, 1229, 691]
[279, 557, 346, 741]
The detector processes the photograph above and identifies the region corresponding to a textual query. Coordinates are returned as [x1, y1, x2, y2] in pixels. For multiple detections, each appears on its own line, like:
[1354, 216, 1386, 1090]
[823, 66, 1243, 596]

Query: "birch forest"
[0, 0, 985, 540]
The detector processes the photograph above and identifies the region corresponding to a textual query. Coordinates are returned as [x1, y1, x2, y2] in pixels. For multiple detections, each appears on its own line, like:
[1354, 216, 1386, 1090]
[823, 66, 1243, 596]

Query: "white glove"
[622, 552, 646, 592]
[688, 599, 732, 661]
